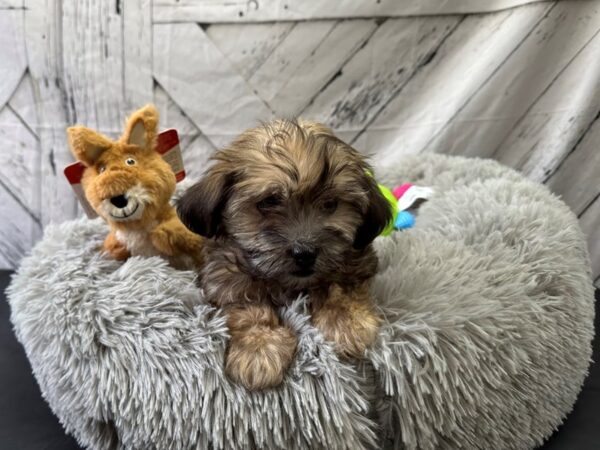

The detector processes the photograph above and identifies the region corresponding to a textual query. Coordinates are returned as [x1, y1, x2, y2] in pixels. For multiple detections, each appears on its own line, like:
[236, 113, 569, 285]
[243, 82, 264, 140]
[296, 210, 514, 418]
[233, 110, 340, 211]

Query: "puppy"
[177, 120, 391, 390]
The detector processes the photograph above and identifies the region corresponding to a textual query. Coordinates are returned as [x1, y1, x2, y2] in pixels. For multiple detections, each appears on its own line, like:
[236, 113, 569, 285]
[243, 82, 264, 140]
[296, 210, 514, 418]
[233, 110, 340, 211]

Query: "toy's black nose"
[110, 195, 128, 209]
[291, 245, 318, 269]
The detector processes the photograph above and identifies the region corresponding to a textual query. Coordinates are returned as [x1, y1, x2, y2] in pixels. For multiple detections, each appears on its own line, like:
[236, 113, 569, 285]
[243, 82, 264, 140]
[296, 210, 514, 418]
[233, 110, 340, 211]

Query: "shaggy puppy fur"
[67, 105, 204, 269]
[177, 120, 391, 390]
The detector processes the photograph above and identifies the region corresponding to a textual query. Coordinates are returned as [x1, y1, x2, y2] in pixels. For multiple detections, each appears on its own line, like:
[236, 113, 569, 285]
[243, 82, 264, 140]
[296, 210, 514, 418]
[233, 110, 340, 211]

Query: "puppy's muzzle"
[290, 244, 318, 276]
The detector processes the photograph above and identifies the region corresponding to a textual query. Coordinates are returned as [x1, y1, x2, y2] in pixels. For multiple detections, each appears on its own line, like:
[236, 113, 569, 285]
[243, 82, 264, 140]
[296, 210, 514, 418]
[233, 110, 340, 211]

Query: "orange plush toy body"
[67, 104, 204, 270]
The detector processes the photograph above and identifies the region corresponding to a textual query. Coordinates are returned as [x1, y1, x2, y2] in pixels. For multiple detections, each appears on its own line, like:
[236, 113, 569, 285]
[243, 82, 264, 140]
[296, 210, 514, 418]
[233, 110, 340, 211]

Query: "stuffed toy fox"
[67, 104, 204, 270]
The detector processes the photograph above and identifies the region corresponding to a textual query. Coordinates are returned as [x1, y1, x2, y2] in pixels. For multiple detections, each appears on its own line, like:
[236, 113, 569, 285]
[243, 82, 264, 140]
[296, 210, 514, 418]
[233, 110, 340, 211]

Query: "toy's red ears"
[122, 104, 159, 151]
[66, 126, 112, 167]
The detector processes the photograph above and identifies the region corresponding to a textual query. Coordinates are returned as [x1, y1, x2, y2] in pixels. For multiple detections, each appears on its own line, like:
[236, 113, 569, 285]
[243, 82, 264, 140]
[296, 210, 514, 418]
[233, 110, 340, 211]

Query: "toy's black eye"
[322, 199, 338, 213]
[257, 194, 282, 212]
[125, 157, 136, 166]
[98, 165, 106, 173]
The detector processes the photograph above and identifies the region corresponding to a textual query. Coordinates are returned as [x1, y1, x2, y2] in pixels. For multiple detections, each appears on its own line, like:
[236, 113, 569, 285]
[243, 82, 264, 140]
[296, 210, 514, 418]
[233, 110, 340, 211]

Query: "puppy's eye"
[257, 194, 282, 212]
[98, 165, 106, 173]
[125, 157, 136, 166]
[322, 199, 338, 213]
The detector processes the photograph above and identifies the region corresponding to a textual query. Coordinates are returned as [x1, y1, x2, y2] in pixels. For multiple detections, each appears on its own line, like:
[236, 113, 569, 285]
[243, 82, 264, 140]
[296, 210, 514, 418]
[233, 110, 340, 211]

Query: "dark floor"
[0, 270, 598, 449]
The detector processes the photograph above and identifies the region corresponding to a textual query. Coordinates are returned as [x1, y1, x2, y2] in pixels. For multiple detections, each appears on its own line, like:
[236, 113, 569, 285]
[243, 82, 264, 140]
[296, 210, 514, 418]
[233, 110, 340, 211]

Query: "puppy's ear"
[67, 126, 112, 166]
[177, 165, 234, 238]
[122, 104, 158, 150]
[353, 177, 392, 250]
[297, 119, 334, 136]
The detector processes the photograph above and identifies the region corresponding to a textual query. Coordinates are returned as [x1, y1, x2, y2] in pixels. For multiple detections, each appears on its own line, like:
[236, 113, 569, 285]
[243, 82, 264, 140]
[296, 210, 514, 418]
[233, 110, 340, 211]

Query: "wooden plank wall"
[0, 0, 598, 286]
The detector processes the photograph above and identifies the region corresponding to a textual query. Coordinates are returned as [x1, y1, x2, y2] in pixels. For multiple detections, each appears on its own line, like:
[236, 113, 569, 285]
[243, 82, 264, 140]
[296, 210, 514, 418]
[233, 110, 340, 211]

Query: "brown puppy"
[177, 119, 391, 390]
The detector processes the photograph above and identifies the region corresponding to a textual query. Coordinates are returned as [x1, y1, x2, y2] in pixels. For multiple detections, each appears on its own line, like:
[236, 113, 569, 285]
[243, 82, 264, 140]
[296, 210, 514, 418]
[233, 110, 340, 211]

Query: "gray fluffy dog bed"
[7, 154, 595, 450]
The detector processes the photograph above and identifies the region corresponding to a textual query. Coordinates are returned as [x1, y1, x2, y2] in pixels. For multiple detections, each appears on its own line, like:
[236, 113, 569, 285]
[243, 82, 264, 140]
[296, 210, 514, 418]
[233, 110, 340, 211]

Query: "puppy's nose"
[291, 245, 318, 269]
[110, 195, 128, 209]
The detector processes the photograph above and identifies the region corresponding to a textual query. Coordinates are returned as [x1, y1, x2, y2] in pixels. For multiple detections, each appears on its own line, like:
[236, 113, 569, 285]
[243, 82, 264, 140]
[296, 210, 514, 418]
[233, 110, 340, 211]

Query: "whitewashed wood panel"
[256, 20, 379, 117]
[124, 0, 154, 109]
[183, 133, 219, 180]
[427, 1, 600, 158]
[153, 23, 274, 148]
[0, 0, 23, 7]
[24, 0, 78, 225]
[249, 21, 338, 110]
[302, 17, 462, 144]
[61, 1, 125, 135]
[206, 23, 295, 80]
[356, 4, 551, 160]
[494, 30, 600, 182]
[8, 72, 38, 138]
[579, 198, 600, 288]
[0, 10, 27, 111]
[153, 0, 547, 23]
[0, 106, 39, 219]
[154, 83, 201, 150]
[0, 186, 41, 268]
[0, 105, 42, 268]
[545, 115, 600, 216]
[154, 83, 217, 179]
[0, 0, 598, 283]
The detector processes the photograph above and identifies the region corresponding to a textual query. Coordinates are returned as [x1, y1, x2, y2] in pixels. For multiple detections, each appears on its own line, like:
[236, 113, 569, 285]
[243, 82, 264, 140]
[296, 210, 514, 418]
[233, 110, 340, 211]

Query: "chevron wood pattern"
[0, 0, 598, 286]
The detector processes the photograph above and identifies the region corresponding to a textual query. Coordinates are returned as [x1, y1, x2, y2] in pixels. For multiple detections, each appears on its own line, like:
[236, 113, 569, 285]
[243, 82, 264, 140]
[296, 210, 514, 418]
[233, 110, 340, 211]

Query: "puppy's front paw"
[225, 325, 297, 390]
[312, 285, 380, 359]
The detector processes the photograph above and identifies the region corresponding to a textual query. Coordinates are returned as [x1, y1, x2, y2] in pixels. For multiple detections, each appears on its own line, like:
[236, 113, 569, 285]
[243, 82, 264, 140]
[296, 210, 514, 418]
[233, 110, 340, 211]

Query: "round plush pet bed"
[7, 154, 595, 450]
